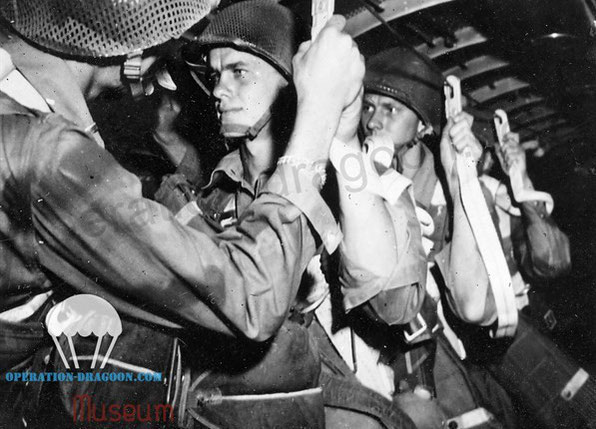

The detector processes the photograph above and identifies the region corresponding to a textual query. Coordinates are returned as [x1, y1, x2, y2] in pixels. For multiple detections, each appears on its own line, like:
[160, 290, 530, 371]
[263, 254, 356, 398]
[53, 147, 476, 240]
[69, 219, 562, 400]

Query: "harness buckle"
[403, 313, 429, 344]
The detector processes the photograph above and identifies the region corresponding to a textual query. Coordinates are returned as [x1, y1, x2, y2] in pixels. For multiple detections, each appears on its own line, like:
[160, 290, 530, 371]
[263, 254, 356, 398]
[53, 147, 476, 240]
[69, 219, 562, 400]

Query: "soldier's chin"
[220, 122, 251, 138]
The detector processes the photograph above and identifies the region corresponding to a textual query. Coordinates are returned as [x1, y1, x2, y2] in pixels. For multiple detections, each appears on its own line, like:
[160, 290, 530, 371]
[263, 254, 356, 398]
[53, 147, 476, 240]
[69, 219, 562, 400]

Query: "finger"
[449, 127, 471, 145]
[453, 133, 481, 155]
[453, 111, 474, 128]
[448, 119, 472, 140]
[292, 41, 311, 66]
[451, 134, 475, 153]
[504, 131, 520, 146]
[501, 143, 513, 156]
[296, 40, 311, 56]
[441, 118, 455, 142]
[501, 140, 518, 155]
[502, 143, 521, 160]
[458, 132, 482, 156]
[324, 15, 347, 31]
[504, 152, 514, 167]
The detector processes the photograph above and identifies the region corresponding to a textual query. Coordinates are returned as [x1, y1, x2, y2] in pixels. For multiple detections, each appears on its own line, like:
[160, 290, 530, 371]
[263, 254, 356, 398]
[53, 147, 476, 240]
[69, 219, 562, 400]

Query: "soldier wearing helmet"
[361, 46, 582, 429]
[272, 45, 486, 429]
[0, 0, 219, 134]
[184, 0, 306, 141]
[336, 46, 518, 429]
[0, 1, 364, 428]
[150, 1, 428, 427]
[362, 46, 492, 316]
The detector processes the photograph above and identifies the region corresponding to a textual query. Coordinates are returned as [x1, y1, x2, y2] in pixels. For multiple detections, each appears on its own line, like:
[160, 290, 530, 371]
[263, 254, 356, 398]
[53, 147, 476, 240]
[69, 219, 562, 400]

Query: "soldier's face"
[361, 93, 420, 151]
[209, 48, 287, 137]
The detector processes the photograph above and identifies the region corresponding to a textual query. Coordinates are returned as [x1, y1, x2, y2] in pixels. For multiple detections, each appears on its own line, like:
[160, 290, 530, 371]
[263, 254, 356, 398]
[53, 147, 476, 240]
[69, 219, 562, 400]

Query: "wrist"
[520, 171, 533, 190]
[277, 155, 327, 189]
[288, 103, 341, 162]
[296, 93, 342, 121]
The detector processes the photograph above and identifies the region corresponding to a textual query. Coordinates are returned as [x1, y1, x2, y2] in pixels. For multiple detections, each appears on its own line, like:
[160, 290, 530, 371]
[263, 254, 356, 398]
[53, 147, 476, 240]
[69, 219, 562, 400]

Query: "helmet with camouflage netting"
[0, 0, 215, 59]
[183, 0, 307, 82]
[182, 0, 307, 139]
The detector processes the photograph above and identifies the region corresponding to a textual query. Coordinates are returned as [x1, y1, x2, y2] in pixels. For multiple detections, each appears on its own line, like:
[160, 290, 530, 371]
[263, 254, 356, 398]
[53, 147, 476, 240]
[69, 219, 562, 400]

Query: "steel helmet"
[0, 0, 214, 59]
[364, 46, 444, 134]
[183, 0, 306, 140]
[183, 0, 307, 82]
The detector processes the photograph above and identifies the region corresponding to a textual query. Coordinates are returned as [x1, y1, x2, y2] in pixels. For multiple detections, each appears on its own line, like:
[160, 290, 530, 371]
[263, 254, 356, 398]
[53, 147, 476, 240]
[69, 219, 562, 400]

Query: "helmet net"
[188, 0, 306, 80]
[0, 0, 212, 58]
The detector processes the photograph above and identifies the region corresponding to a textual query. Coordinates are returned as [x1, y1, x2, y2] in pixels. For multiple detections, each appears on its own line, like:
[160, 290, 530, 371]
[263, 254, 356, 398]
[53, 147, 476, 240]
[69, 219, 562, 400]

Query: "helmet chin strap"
[220, 108, 272, 141]
[394, 124, 434, 171]
[122, 50, 145, 99]
[398, 123, 432, 152]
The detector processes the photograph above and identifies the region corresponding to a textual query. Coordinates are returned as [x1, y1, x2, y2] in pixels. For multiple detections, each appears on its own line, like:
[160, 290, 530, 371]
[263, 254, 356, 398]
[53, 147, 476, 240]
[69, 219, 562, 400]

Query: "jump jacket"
[0, 36, 341, 343]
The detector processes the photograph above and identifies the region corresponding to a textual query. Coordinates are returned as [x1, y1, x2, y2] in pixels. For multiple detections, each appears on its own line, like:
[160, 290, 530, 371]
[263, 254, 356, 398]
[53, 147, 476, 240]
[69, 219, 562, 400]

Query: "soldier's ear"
[417, 121, 433, 137]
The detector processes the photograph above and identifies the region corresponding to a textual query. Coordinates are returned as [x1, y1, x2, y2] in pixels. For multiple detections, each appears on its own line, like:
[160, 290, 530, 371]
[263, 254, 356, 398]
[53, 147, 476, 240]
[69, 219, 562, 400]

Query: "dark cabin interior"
[90, 0, 596, 372]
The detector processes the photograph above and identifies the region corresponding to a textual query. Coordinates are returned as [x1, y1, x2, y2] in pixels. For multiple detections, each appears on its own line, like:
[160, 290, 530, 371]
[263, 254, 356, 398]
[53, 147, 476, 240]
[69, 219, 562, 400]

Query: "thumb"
[294, 40, 311, 59]
[323, 15, 347, 32]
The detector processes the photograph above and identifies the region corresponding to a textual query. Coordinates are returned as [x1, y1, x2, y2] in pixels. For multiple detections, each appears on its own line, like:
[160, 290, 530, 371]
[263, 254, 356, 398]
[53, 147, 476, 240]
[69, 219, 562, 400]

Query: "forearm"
[439, 186, 496, 325]
[286, 100, 341, 165]
[438, 113, 498, 325]
[33, 128, 338, 341]
[338, 166, 426, 324]
[338, 179, 396, 280]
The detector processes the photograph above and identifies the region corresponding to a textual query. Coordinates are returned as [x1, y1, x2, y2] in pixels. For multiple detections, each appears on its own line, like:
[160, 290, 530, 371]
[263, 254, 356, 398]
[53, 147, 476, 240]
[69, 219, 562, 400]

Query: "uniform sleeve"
[513, 201, 571, 280]
[30, 118, 340, 342]
[339, 183, 426, 325]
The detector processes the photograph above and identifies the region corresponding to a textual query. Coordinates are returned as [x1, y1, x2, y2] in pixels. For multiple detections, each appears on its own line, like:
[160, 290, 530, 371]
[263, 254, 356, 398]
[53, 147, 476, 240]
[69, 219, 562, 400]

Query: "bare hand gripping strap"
[494, 109, 554, 214]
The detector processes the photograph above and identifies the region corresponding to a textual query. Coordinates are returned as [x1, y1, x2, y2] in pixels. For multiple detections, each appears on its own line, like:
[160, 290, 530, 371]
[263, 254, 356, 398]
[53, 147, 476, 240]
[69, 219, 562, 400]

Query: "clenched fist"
[292, 16, 364, 119]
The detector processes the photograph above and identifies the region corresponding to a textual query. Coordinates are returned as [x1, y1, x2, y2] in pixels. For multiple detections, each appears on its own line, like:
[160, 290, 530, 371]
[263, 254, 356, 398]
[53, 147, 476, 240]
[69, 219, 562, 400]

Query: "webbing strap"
[494, 109, 554, 214]
[445, 407, 497, 429]
[444, 76, 517, 338]
[311, 0, 334, 40]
